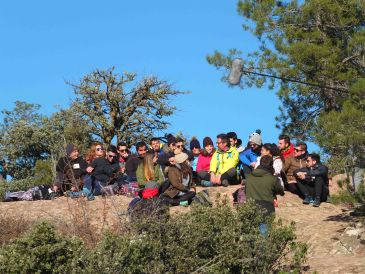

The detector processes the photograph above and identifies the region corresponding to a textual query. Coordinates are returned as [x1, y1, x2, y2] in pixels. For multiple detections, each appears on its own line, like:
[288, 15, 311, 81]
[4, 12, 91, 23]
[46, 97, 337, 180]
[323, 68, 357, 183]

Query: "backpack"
[192, 189, 212, 206]
[232, 187, 246, 205]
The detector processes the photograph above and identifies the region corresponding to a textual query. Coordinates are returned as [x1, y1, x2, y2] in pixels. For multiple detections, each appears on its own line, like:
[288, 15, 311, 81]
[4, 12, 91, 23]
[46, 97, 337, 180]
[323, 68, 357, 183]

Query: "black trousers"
[297, 176, 328, 201]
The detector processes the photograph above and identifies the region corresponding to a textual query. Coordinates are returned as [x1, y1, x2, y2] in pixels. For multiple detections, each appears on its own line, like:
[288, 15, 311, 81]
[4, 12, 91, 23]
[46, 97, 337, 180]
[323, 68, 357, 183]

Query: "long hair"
[180, 161, 192, 179]
[85, 142, 105, 163]
[143, 153, 155, 181]
[263, 143, 284, 163]
[200, 147, 216, 157]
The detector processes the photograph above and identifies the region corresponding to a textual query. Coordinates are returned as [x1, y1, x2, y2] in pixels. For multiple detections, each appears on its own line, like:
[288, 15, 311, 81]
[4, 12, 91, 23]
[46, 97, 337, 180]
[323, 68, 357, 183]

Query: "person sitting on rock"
[136, 152, 165, 188]
[284, 142, 308, 195]
[278, 134, 295, 160]
[209, 133, 239, 186]
[294, 153, 329, 207]
[196, 137, 215, 186]
[125, 141, 148, 181]
[160, 152, 196, 206]
[53, 144, 88, 194]
[239, 130, 263, 177]
[84, 143, 120, 196]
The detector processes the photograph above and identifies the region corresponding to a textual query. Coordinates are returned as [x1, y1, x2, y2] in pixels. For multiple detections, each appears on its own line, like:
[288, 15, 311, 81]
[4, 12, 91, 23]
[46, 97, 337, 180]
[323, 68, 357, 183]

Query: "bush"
[0, 202, 307, 273]
[0, 222, 86, 274]
[89, 200, 306, 273]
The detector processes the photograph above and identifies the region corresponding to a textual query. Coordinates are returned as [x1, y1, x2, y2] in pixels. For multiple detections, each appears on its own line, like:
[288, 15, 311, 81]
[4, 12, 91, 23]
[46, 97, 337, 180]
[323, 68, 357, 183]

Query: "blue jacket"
[239, 148, 260, 167]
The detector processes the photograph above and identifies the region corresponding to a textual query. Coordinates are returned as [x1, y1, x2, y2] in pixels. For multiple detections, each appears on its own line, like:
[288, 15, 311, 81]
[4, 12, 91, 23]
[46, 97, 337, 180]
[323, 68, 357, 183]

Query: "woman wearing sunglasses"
[83, 143, 120, 197]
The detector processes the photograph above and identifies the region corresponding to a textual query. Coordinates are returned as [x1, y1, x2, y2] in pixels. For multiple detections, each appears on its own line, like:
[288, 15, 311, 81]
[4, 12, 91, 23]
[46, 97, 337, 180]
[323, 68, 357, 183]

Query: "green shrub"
[0, 202, 307, 273]
[90, 201, 306, 273]
[33, 159, 54, 186]
[0, 222, 87, 274]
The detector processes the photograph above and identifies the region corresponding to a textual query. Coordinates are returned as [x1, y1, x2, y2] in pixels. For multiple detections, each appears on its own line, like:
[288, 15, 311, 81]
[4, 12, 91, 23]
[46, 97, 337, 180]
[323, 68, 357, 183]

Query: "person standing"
[246, 155, 284, 235]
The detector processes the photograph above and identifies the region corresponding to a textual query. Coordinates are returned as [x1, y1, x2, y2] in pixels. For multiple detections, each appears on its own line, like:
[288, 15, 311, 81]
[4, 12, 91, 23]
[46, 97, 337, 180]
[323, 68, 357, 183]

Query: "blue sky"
[0, 0, 293, 149]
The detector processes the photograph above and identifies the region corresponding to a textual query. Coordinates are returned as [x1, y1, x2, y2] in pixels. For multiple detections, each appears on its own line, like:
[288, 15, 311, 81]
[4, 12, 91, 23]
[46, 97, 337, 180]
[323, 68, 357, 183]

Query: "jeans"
[83, 175, 105, 196]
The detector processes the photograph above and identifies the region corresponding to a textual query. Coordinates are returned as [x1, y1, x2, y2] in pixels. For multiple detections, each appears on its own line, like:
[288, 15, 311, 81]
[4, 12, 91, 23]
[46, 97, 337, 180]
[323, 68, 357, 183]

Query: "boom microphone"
[228, 58, 244, 85]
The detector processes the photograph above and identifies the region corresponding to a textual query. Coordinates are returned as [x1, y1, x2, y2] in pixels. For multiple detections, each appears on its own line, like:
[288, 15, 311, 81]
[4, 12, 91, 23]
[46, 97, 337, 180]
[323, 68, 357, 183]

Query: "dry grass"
[0, 212, 33, 246]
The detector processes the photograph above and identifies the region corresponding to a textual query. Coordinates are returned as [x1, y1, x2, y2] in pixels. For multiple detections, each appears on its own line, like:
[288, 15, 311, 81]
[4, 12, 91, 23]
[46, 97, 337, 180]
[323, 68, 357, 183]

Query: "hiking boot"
[221, 179, 229, 187]
[303, 195, 312, 205]
[313, 197, 321, 207]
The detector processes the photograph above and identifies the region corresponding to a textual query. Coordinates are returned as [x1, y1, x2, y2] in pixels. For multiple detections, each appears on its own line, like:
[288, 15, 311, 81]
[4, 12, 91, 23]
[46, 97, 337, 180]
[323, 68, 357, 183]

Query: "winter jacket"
[90, 157, 120, 185]
[196, 154, 213, 172]
[281, 143, 295, 159]
[284, 153, 307, 183]
[136, 163, 165, 187]
[55, 156, 88, 187]
[164, 164, 193, 198]
[246, 168, 284, 215]
[157, 145, 175, 168]
[239, 148, 260, 167]
[210, 147, 239, 175]
[294, 163, 329, 185]
[125, 155, 144, 178]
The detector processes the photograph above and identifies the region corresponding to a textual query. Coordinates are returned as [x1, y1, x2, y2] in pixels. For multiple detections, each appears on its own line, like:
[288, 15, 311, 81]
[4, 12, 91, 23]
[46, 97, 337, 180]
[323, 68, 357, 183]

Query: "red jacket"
[196, 154, 213, 172]
[281, 143, 295, 159]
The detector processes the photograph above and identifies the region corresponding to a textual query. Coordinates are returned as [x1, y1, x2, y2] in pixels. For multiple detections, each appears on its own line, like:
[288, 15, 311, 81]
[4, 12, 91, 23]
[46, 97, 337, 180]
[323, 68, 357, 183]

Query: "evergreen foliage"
[0, 202, 307, 273]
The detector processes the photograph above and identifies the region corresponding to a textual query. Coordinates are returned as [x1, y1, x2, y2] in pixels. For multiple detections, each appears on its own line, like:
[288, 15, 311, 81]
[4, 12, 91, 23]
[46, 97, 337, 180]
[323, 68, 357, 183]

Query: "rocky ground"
[0, 182, 364, 273]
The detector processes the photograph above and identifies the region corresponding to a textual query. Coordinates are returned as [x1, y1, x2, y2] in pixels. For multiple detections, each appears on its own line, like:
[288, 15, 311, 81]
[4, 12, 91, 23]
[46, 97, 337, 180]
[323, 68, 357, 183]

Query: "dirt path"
[1, 186, 364, 273]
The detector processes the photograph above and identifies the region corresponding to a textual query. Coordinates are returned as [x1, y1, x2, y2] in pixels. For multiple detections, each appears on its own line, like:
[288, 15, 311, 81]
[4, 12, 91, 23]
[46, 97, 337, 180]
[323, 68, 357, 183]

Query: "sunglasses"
[96, 147, 104, 151]
[107, 154, 115, 158]
[295, 148, 302, 152]
[176, 145, 183, 148]
[119, 149, 127, 153]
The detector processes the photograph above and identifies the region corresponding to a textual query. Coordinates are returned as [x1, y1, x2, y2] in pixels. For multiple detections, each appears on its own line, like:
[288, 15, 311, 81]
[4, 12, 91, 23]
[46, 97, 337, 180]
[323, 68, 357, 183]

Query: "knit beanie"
[190, 138, 201, 150]
[203, 137, 213, 147]
[66, 144, 76, 157]
[249, 130, 262, 146]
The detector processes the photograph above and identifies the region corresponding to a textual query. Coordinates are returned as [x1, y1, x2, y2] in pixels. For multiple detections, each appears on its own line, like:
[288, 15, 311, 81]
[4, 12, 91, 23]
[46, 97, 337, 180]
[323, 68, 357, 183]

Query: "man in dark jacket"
[246, 155, 285, 216]
[53, 144, 88, 193]
[125, 141, 148, 180]
[295, 153, 329, 207]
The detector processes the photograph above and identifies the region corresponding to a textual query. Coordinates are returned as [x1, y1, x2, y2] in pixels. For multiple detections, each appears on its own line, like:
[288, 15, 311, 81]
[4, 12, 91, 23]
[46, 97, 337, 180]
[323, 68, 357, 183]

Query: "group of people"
[53, 130, 330, 212]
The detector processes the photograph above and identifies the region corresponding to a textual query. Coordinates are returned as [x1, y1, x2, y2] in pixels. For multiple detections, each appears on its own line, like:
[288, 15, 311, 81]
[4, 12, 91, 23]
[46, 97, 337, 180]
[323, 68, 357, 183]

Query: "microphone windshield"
[228, 58, 243, 85]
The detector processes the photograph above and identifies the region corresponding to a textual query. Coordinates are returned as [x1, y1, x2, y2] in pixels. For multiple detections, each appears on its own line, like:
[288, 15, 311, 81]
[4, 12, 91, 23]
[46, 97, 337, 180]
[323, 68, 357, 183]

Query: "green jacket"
[209, 147, 239, 175]
[246, 168, 284, 215]
[136, 163, 164, 188]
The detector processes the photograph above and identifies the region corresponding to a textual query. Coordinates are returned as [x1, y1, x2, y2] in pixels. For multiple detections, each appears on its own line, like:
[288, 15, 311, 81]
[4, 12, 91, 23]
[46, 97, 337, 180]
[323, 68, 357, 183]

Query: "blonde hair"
[143, 153, 155, 181]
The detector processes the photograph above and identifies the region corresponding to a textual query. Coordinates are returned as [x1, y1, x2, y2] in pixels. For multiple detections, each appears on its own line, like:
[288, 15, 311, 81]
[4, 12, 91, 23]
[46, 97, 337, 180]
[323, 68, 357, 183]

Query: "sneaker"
[303, 195, 312, 205]
[313, 197, 321, 207]
[86, 193, 95, 201]
[221, 179, 229, 187]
